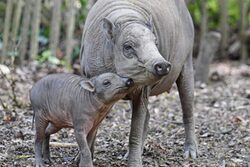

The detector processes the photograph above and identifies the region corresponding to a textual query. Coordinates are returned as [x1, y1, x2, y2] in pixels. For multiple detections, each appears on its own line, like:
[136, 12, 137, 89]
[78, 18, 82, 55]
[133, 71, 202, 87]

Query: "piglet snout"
[125, 78, 134, 87]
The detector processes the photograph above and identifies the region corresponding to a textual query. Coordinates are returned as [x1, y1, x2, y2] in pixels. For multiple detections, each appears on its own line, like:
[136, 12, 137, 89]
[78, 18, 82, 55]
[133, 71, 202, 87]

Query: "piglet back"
[30, 73, 86, 110]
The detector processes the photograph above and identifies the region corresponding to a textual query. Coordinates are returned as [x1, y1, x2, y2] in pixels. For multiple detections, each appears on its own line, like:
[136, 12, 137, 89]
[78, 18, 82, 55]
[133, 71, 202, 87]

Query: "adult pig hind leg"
[176, 53, 198, 159]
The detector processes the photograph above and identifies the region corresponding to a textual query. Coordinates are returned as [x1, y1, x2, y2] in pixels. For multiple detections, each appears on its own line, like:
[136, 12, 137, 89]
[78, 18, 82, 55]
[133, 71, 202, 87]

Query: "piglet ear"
[101, 17, 115, 41]
[80, 80, 95, 92]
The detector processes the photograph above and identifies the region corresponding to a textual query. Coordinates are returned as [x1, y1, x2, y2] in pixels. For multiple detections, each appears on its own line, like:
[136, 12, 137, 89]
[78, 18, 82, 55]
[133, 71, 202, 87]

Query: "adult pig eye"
[103, 80, 111, 87]
[123, 43, 135, 58]
[124, 44, 133, 51]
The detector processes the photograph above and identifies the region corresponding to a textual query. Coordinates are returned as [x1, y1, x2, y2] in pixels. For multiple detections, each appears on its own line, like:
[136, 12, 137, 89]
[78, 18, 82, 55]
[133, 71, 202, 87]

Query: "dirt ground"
[0, 62, 249, 167]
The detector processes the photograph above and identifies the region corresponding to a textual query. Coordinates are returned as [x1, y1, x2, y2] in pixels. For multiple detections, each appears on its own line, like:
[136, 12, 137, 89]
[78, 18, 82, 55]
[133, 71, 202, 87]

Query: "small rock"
[243, 136, 250, 142]
[0, 64, 10, 75]
[240, 65, 250, 77]
[232, 116, 244, 125]
[210, 71, 224, 82]
[200, 132, 211, 138]
[226, 158, 244, 167]
[245, 90, 250, 99]
[226, 162, 237, 167]
[14, 130, 24, 140]
[3, 111, 16, 123]
[228, 140, 236, 147]
[195, 81, 207, 89]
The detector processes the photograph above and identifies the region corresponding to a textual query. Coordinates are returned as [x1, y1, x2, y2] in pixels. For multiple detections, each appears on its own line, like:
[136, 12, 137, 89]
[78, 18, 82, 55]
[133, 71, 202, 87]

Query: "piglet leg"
[35, 116, 48, 167]
[43, 123, 61, 163]
[74, 127, 93, 167]
[87, 128, 98, 159]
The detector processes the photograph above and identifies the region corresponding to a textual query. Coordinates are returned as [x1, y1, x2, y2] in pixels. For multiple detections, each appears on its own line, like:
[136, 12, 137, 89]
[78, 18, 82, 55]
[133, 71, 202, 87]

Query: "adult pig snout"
[153, 61, 171, 77]
[124, 78, 134, 87]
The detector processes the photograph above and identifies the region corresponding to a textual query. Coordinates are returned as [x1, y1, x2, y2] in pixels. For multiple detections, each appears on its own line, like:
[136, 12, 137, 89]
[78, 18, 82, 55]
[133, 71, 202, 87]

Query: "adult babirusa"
[80, 0, 198, 166]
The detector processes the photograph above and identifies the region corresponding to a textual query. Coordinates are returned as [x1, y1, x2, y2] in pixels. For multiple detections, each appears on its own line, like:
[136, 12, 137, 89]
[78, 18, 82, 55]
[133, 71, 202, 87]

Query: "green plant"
[36, 50, 65, 65]
[188, 0, 250, 30]
[78, 0, 88, 21]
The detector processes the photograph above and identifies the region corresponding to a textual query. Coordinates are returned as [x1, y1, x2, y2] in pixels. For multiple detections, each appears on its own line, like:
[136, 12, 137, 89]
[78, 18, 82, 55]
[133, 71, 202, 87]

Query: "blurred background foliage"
[188, 0, 250, 29]
[0, 0, 249, 69]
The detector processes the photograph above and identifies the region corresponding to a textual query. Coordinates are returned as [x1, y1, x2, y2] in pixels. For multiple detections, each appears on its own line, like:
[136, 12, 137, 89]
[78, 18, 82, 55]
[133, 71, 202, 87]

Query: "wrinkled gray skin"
[80, 0, 198, 166]
[30, 73, 134, 167]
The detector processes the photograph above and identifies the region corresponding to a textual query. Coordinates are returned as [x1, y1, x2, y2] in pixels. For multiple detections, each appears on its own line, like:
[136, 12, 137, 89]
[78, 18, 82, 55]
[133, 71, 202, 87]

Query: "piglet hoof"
[128, 158, 143, 167]
[128, 162, 143, 167]
[35, 162, 44, 167]
[183, 141, 198, 159]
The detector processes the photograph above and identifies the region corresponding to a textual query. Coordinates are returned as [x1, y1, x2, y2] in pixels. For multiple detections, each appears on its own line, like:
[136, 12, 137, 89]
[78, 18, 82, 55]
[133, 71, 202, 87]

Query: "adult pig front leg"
[128, 87, 150, 167]
[176, 53, 198, 159]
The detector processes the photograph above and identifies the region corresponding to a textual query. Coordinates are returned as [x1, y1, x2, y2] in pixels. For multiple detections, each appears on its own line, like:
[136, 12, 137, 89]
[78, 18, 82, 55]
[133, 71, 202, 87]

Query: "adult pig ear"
[80, 80, 95, 92]
[101, 18, 115, 41]
[146, 15, 154, 31]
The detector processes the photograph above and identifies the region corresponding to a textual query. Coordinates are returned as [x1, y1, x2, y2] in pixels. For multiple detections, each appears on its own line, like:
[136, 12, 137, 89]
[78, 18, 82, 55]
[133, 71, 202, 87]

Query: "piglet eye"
[103, 79, 111, 87]
[155, 38, 159, 47]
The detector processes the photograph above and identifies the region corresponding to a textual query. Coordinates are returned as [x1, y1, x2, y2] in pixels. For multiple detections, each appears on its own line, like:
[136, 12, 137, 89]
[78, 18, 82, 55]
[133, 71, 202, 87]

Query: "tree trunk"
[11, 0, 23, 47]
[19, 0, 32, 66]
[65, 1, 76, 66]
[29, 0, 42, 60]
[1, 0, 14, 63]
[239, 0, 248, 62]
[219, 0, 228, 59]
[195, 32, 221, 83]
[49, 0, 62, 57]
[200, 0, 208, 41]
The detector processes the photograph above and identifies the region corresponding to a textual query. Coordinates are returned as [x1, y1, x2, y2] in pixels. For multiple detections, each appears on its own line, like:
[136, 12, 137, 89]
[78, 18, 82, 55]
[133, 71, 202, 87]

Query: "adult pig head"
[83, 17, 171, 86]
[101, 18, 171, 85]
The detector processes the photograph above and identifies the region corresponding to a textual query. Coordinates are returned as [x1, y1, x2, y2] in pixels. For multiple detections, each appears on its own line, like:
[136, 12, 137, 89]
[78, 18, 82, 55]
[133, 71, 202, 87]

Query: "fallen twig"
[0, 97, 8, 110]
[15, 155, 32, 159]
[50, 142, 78, 148]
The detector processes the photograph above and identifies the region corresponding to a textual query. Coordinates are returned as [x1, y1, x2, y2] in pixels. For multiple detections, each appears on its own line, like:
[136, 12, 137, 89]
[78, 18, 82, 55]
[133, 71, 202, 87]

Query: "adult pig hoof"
[35, 163, 44, 167]
[184, 143, 198, 159]
[128, 159, 143, 167]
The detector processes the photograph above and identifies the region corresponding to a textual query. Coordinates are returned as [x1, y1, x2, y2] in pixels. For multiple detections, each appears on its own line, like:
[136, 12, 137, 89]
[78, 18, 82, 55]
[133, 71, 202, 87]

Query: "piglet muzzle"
[124, 78, 134, 87]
